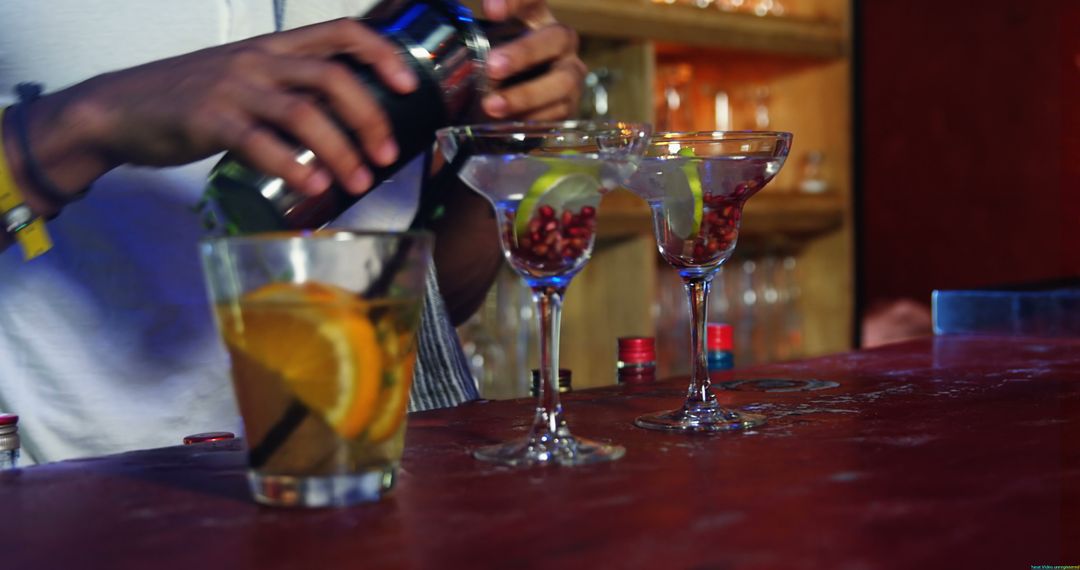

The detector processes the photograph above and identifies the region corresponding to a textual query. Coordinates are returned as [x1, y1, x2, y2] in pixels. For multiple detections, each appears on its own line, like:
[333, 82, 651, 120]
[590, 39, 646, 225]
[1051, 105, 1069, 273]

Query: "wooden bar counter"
[2, 336, 1078, 568]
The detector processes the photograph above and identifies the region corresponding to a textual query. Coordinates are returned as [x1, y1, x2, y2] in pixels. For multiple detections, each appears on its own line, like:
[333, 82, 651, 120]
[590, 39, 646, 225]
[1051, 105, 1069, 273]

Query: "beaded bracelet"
[0, 106, 52, 260]
[13, 82, 89, 208]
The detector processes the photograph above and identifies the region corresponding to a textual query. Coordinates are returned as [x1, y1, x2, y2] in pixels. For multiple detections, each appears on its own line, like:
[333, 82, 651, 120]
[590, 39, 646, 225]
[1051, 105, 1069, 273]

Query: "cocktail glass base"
[634, 406, 765, 433]
[249, 467, 396, 507]
[473, 434, 625, 467]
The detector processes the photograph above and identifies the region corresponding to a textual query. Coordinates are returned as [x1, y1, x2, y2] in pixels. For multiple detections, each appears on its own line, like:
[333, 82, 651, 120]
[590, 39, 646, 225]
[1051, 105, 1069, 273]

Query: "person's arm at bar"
[0, 19, 415, 253]
[431, 0, 587, 325]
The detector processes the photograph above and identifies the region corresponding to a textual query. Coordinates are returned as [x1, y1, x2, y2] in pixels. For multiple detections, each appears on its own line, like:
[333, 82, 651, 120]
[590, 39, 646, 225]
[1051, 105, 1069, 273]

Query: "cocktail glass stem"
[472, 278, 624, 465]
[530, 285, 568, 440]
[683, 276, 718, 412]
[634, 263, 765, 432]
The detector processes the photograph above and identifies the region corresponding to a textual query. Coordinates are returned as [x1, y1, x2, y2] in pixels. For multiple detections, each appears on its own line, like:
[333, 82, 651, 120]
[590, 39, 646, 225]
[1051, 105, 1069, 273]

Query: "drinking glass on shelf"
[437, 120, 651, 465]
[656, 63, 695, 133]
[752, 0, 785, 16]
[580, 68, 618, 120]
[775, 254, 805, 360]
[716, 0, 747, 12]
[624, 131, 792, 432]
[797, 151, 828, 194]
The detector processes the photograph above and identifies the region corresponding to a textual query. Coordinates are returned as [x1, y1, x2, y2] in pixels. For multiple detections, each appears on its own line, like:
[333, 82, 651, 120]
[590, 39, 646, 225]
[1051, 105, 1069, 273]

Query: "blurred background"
[458, 0, 1080, 398]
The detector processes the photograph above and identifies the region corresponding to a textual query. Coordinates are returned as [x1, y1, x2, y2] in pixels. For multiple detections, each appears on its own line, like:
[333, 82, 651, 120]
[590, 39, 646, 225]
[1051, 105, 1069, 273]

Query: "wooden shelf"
[597, 189, 845, 246]
[548, 0, 847, 59]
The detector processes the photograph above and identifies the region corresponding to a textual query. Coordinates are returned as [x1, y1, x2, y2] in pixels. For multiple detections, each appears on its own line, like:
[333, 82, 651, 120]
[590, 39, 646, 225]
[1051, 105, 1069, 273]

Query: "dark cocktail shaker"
[202, 0, 522, 233]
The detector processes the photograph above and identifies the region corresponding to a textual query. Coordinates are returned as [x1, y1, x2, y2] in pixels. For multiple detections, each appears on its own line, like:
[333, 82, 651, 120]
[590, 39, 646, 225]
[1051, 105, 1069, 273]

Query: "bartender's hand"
[479, 0, 587, 121]
[9, 19, 416, 217]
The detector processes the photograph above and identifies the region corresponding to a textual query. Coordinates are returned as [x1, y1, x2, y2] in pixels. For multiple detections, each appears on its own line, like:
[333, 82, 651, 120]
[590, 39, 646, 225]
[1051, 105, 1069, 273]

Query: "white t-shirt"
[0, 0, 440, 465]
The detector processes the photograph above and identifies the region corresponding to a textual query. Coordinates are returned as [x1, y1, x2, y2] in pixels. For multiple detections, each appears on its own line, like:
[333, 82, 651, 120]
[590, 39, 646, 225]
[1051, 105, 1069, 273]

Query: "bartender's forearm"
[430, 178, 503, 326]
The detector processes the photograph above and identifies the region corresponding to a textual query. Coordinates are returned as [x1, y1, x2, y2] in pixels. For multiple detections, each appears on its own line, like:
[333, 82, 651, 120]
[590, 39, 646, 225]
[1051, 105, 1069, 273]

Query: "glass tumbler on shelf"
[624, 131, 792, 432]
[437, 120, 651, 466]
[200, 230, 431, 507]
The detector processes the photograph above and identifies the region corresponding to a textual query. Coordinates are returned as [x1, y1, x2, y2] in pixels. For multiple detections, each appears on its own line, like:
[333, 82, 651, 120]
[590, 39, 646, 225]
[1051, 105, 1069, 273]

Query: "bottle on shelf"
[706, 323, 735, 371]
[0, 413, 20, 470]
[617, 337, 657, 384]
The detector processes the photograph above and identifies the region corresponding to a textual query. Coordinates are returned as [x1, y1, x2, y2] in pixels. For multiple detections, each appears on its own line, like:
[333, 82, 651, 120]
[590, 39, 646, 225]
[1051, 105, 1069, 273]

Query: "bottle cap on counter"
[530, 369, 572, 397]
[617, 336, 656, 364]
[183, 432, 236, 445]
[707, 323, 734, 351]
[0, 413, 19, 452]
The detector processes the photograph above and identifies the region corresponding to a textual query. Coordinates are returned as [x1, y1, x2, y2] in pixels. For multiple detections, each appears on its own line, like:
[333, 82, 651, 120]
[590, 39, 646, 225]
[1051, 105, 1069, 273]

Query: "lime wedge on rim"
[663, 148, 704, 240]
[514, 160, 600, 239]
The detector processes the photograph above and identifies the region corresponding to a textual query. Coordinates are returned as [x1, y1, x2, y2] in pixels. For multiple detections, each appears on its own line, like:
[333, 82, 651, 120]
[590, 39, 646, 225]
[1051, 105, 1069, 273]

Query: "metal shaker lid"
[364, 0, 494, 120]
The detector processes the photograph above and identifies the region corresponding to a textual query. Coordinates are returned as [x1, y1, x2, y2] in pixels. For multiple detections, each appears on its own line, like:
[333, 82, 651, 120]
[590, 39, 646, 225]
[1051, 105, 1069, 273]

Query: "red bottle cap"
[183, 432, 236, 445]
[707, 323, 733, 351]
[0, 414, 18, 426]
[618, 336, 656, 364]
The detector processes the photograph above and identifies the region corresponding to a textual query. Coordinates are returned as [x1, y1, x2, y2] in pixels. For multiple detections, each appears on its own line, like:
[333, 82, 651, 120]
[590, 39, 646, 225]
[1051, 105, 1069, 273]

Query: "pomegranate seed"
[539, 205, 555, 219]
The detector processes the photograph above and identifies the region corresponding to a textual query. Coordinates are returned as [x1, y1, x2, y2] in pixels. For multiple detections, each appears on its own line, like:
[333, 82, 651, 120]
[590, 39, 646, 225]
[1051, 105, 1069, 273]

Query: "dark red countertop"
[1, 336, 1078, 569]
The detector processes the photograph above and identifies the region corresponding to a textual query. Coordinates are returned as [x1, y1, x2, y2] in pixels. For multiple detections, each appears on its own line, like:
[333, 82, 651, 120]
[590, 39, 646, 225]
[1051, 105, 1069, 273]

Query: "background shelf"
[548, 0, 847, 58]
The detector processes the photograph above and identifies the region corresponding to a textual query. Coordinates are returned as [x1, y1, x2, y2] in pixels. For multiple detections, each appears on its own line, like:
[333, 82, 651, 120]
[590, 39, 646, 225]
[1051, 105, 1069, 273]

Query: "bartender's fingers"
[515, 99, 577, 122]
[265, 54, 398, 168]
[212, 112, 334, 196]
[484, 57, 586, 119]
[483, 0, 555, 25]
[486, 24, 579, 82]
[259, 18, 418, 94]
[235, 85, 374, 195]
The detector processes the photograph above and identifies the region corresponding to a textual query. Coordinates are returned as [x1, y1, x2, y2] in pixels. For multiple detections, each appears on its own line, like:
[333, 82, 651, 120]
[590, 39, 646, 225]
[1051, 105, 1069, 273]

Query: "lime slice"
[514, 162, 599, 238]
[664, 149, 704, 240]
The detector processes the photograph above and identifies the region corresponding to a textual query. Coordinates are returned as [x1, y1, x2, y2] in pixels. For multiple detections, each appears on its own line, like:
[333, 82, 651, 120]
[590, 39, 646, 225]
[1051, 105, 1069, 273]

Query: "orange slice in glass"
[367, 342, 416, 444]
[229, 282, 381, 439]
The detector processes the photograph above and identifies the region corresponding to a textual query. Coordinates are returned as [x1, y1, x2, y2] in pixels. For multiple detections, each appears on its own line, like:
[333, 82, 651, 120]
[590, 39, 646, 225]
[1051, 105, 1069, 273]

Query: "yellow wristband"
[0, 106, 52, 260]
